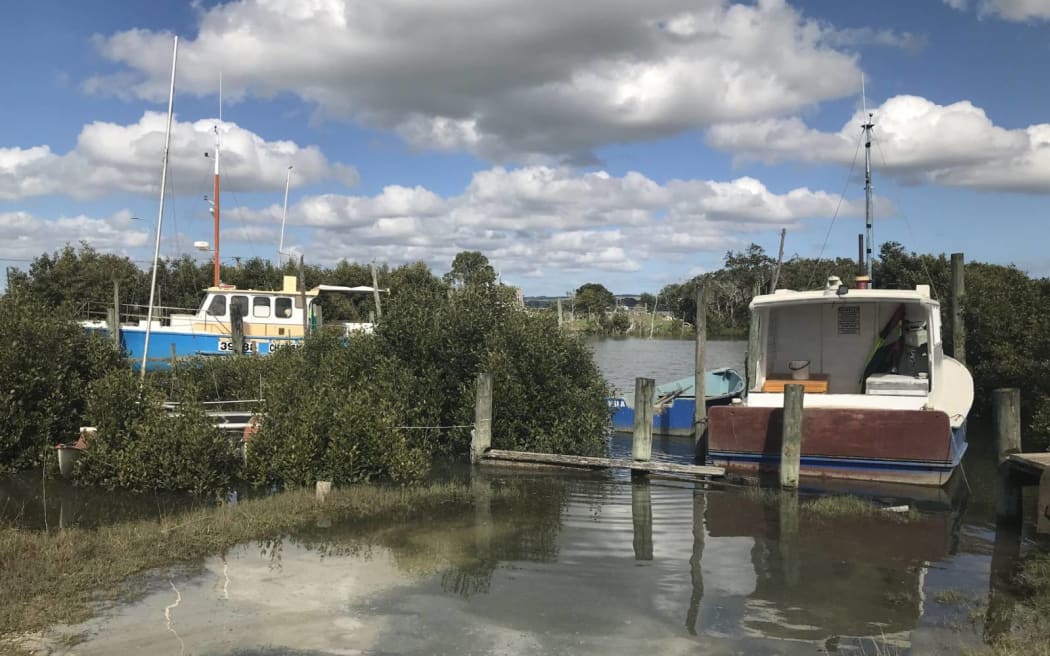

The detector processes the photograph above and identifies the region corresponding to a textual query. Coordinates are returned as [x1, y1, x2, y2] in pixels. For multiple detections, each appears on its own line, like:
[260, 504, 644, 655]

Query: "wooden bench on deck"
[762, 373, 830, 394]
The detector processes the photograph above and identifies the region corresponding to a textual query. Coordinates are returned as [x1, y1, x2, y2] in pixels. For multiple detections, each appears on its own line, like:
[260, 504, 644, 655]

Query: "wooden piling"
[556, 298, 564, 328]
[370, 260, 383, 320]
[745, 282, 760, 397]
[471, 373, 493, 464]
[686, 488, 705, 635]
[109, 278, 121, 347]
[298, 254, 309, 338]
[231, 305, 245, 355]
[994, 388, 1022, 522]
[632, 377, 655, 463]
[693, 283, 708, 460]
[951, 252, 966, 365]
[315, 480, 332, 503]
[780, 384, 804, 488]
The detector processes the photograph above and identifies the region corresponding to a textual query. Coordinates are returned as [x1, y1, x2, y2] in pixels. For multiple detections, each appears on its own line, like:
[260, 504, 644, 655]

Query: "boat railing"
[82, 301, 201, 325]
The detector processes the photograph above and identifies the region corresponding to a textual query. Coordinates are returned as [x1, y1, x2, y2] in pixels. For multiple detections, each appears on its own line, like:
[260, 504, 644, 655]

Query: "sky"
[1, 0, 1049, 296]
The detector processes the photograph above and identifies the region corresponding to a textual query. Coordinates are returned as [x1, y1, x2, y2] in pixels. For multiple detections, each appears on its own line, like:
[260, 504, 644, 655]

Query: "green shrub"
[78, 369, 238, 495]
[245, 334, 430, 486]
[0, 295, 124, 471]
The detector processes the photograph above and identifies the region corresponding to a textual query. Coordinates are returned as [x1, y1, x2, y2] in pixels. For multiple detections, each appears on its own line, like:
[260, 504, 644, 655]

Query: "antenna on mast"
[212, 72, 222, 287]
[861, 73, 875, 285]
[279, 165, 293, 261]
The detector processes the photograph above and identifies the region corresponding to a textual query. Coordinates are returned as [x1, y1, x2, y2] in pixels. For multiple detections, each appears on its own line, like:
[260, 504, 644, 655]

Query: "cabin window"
[206, 295, 226, 317]
[231, 295, 249, 319]
[253, 297, 271, 319]
[275, 297, 293, 319]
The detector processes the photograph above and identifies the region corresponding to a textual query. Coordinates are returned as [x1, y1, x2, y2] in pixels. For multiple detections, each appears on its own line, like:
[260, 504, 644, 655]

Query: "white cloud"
[85, 0, 916, 161]
[0, 210, 150, 261]
[0, 112, 357, 201]
[233, 165, 865, 277]
[707, 94, 1050, 192]
[944, 0, 1050, 21]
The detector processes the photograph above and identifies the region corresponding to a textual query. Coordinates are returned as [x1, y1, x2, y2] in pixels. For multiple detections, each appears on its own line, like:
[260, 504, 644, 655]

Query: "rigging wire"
[805, 130, 865, 289]
[871, 131, 944, 297]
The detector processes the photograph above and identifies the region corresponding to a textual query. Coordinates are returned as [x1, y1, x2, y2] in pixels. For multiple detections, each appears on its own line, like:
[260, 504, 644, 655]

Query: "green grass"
[741, 487, 921, 523]
[972, 551, 1050, 656]
[0, 483, 479, 652]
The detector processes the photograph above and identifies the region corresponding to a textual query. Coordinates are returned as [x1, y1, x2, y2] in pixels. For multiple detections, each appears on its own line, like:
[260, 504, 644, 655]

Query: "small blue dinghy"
[609, 368, 744, 437]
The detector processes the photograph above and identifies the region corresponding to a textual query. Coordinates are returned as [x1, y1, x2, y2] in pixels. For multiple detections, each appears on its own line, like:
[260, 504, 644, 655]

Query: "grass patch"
[972, 550, 1050, 656]
[0, 483, 480, 650]
[740, 487, 920, 523]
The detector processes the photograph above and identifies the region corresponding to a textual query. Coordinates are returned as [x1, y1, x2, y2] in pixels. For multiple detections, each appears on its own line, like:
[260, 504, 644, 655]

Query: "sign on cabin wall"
[837, 305, 861, 335]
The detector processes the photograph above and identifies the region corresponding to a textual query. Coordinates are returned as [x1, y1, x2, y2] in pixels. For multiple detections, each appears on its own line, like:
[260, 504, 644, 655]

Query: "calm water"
[6, 338, 1023, 655]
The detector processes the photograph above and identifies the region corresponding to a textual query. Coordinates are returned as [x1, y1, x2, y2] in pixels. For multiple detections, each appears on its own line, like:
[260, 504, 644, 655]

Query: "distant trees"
[444, 250, 497, 289]
[573, 282, 616, 317]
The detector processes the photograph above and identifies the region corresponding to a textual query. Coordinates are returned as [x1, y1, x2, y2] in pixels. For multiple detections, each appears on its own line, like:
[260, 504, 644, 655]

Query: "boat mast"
[862, 75, 875, 284]
[278, 165, 293, 260]
[141, 36, 179, 379]
[212, 73, 222, 287]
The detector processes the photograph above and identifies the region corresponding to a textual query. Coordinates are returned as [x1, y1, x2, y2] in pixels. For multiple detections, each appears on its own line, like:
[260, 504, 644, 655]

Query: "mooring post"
[779, 489, 801, 586]
[631, 479, 654, 561]
[781, 384, 804, 488]
[298, 254, 310, 338]
[694, 283, 708, 461]
[315, 480, 332, 503]
[231, 304, 245, 356]
[951, 252, 966, 365]
[994, 388, 1022, 523]
[471, 372, 493, 464]
[745, 282, 760, 398]
[556, 298, 564, 328]
[370, 260, 383, 320]
[632, 377, 655, 465]
[109, 277, 121, 347]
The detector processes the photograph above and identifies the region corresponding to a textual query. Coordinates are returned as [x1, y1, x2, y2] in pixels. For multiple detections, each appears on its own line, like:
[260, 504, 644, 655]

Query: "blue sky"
[1, 0, 1048, 296]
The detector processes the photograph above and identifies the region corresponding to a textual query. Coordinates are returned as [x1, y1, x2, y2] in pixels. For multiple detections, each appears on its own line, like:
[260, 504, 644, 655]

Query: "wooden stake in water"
[631, 480, 653, 561]
[693, 283, 708, 460]
[951, 252, 966, 365]
[471, 373, 493, 464]
[780, 384, 804, 488]
[632, 377, 655, 463]
[994, 388, 1022, 522]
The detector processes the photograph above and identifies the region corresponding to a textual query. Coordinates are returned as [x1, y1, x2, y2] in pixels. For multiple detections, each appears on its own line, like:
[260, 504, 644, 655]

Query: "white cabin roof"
[750, 281, 938, 310]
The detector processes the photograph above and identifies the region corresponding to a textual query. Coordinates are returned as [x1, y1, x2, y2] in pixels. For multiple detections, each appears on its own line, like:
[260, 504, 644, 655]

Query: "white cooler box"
[865, 373, 929, 396]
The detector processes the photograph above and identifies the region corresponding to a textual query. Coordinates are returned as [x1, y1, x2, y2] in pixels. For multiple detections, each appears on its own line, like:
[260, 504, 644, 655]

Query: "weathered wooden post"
[556, 298, 564, 328]
[994, 388, 1022, 523]
[315, 480, 332, 503]
[471, 373, 493, 464]
[108, 278, 121, 347]
[781, 384, 804, 488]
[370, 260, 383, 320]
[231, 304, 245, 356]
[951, 252, 966, 365]
[745, 282, 760, 398]
[632, 377, 655, 464]
[298, 254, 310, 338]
[694, 284, 708, 461]
[631, 479, 653, 561]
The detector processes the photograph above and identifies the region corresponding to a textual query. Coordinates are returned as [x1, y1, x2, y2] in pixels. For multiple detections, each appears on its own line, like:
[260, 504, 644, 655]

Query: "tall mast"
[141, 36, 179, 379]
[862, 75, 874, 284]
[212, 73, 222, 287]
[279, 165, 293, 260]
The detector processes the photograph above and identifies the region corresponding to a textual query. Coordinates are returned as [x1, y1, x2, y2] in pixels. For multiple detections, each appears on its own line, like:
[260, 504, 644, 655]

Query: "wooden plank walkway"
[480, 449, 724, 478]
[1005, 452, 1050, 534]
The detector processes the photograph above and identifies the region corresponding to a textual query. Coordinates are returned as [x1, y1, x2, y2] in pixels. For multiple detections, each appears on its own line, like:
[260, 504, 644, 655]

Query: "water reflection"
[37, 470, 988, 655]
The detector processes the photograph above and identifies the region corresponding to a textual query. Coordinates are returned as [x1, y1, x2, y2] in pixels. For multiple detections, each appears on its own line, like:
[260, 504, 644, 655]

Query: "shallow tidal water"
[7, 338, 1032, 655]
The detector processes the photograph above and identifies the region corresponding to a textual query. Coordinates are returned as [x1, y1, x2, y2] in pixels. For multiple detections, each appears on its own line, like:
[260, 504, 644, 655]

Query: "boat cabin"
[163, 275, 377, 337]
[746, 276, 969, 420]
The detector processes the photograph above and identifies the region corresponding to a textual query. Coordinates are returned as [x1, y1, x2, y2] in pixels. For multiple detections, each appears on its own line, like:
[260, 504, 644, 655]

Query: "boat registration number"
[218, 340, 256, 353]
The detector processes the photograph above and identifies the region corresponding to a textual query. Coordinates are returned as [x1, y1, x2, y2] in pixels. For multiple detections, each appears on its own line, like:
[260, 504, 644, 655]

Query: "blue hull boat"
[610, 368, 744, 436]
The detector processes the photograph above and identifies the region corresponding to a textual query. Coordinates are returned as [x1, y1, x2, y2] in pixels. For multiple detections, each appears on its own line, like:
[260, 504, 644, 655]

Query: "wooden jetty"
[994, 387, 1050, 534]
[480, 448, 724, 477]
